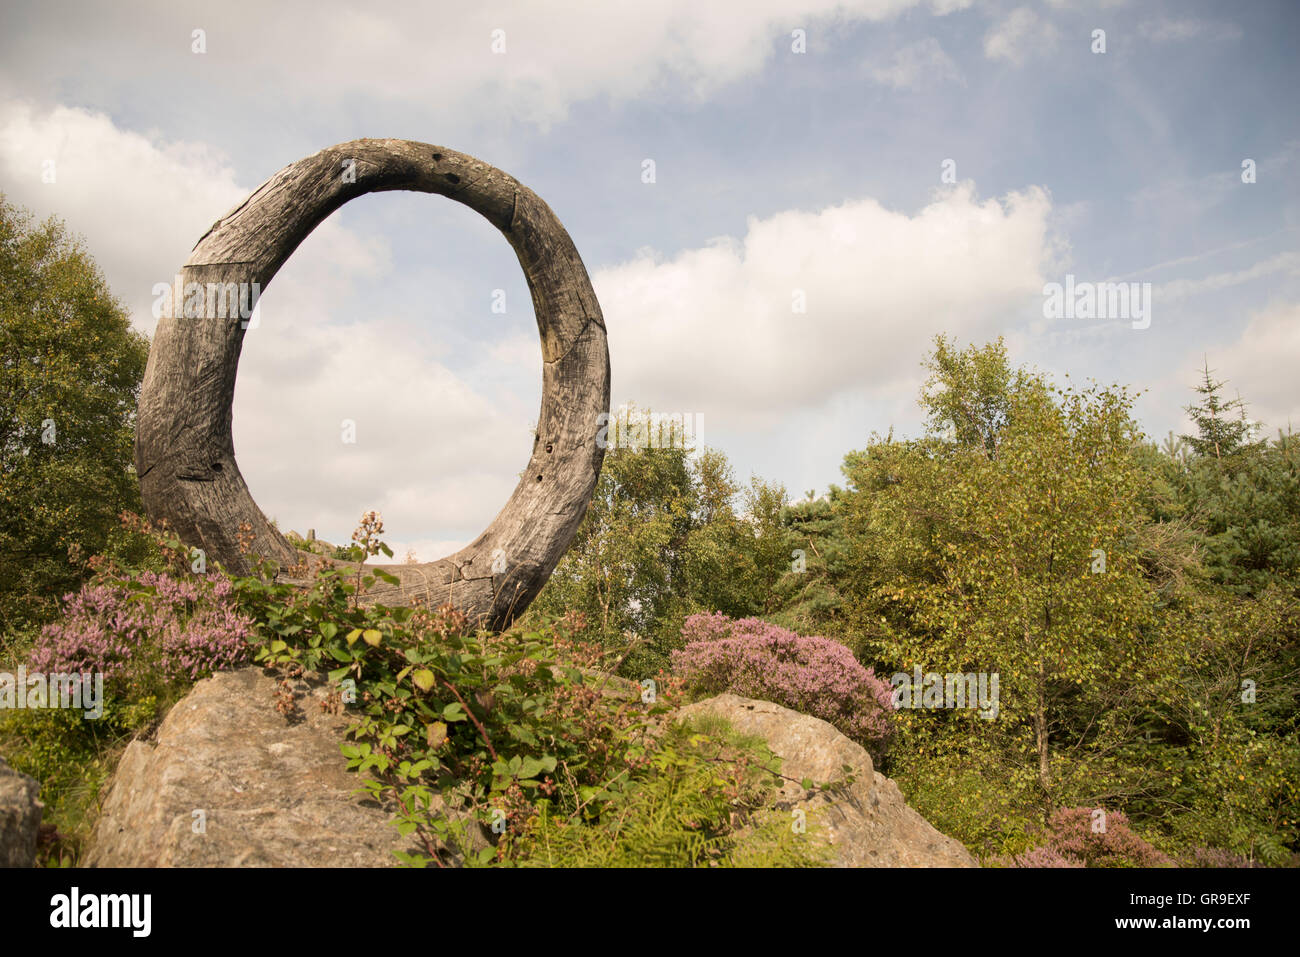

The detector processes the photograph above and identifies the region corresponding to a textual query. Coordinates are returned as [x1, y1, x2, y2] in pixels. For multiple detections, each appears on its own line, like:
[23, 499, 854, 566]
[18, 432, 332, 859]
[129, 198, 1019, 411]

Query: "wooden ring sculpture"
[135, 139, 610, 630]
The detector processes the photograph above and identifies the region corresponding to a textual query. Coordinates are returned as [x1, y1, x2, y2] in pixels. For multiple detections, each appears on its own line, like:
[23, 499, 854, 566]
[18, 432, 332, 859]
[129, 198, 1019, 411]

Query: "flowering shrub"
[990, 806, 1175, 868]
[1182, 846, 1259, 868]
[997, 845, 1084, 868]
[29, 570, 254, 695]
[672, 612, 895, 758]
[1048, 807, 1175, 867]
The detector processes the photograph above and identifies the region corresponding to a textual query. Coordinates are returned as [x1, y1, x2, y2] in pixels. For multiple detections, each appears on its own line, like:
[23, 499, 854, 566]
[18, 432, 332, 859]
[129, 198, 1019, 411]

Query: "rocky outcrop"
[85, 667, 477, 867]
[675, 694, 977, 867]
[87, 669, 973, 868]
[0, 756, 42, 868]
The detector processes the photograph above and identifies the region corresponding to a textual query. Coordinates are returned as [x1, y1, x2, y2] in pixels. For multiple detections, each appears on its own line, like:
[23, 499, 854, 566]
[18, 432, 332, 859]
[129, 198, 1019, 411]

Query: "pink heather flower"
[989, 807, 1175, 868]
[1183, 846, 1258, 868]
[30, 571, 254, 695]
[672, 613, 895, 758]
[1045, 807, 1174, 867]
[989, 846, 1084, 868]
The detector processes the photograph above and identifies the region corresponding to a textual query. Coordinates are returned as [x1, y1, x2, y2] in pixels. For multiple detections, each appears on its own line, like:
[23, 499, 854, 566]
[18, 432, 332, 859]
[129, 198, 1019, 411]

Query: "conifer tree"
[1182, 360, 1261, 460]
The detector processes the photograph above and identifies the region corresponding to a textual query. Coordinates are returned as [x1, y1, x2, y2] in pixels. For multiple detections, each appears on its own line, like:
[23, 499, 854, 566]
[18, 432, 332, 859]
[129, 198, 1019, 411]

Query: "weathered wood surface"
[135, 140, 610, 630]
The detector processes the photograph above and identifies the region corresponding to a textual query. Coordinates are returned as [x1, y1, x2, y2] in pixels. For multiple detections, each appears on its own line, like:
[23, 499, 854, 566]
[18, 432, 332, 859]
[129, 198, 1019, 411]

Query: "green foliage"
[919, 334, 1022, 455]
[769, 487, 854, 645]
[817, 336, 1298, 867]
[527, 414, 794, 677]
[1169, 428, 1300, 596]
[0, 516, 228, 865]
[0, 195, 149, 631]
[0, 686, 168, 866]
[503, 716, 832, 868]
[842, 338, 1173, 810]
[238, 517, 841, 867]
[884, 748, 1041, 858]
[234, 517, 677, 865]
[1181, 360, 1265, 462]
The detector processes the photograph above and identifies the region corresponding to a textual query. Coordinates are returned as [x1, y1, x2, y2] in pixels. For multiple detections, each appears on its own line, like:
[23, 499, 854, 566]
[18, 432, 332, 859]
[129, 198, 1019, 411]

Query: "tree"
[841, 339, 1182, 828]
[1182, 360, 1263, 461]
[0, 195, 149, 629]
[769, 486, 854, 645]
[1171, 367, 1299, 597]
[919, 335, 1025, 456]
[527, 412, 792, 676]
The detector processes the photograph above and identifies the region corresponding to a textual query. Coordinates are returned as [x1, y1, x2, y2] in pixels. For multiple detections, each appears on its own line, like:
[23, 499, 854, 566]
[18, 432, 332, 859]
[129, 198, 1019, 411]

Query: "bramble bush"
[230, 513, 657, 864]
[672, 612, 896, 759]
[235, 516, 836, 866]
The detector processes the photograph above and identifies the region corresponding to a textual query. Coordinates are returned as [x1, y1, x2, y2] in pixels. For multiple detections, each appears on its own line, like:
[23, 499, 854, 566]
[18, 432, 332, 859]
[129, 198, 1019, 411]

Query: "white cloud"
[1138, 18, 1243, 43]
[870, 37, 964, 89]
[594, 182, 1055, 426]
[232, 309, 535, 548]
[3, 0, 964, 130]
[1189, 300, 1300, 433]
[983, 7, 1060, 65]
[0, 99, 394, 337]
[1156, 251, 1300, 304]
[0, 99, 541, 550]
[0, 100, 245, 333]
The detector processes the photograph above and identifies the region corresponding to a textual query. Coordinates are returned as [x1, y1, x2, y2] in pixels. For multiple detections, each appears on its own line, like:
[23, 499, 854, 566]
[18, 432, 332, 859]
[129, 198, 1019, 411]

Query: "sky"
[2, 0, 1298, 561]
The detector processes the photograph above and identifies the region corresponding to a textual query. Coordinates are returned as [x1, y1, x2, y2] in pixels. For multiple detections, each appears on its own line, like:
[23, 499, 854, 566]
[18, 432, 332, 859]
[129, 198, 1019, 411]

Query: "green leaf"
[412, 669, 436, 692]
[442, 702, 466, 722]
[518, 756, 546, 779]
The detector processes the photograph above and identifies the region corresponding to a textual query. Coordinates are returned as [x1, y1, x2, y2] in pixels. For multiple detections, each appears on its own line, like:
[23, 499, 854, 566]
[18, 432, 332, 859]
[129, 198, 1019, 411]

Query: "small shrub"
[672, 612, 895, 759]
[989, 806, 1175, 868]
[994, 845, 1084, 868]
[1181, 846, 1260, 868]
[502, 716, 832, 868]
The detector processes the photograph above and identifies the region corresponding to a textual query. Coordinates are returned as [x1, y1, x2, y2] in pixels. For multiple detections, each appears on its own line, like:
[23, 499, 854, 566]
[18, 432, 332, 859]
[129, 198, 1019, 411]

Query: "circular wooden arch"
[135, 139, 610, 630]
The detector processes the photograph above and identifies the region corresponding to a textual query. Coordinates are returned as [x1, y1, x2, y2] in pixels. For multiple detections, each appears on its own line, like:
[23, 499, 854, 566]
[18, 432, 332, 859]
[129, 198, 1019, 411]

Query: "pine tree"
[1182, 360, 1261, 460]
